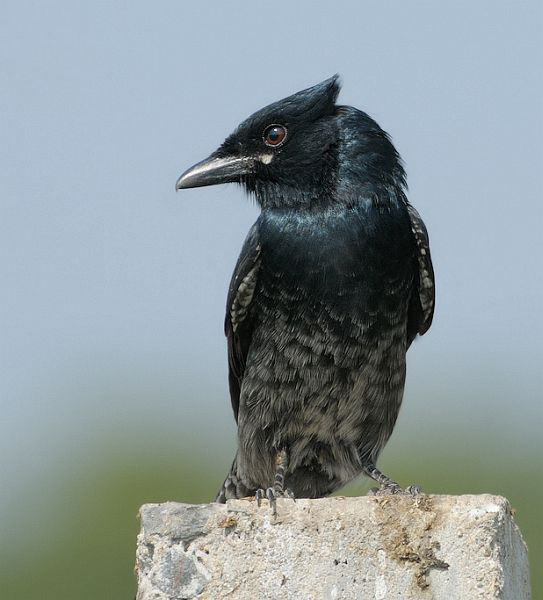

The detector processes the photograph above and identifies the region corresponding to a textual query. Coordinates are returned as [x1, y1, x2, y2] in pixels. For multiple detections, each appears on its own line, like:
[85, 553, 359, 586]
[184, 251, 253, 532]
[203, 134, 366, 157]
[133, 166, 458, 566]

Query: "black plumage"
[176, 76, 435, 505]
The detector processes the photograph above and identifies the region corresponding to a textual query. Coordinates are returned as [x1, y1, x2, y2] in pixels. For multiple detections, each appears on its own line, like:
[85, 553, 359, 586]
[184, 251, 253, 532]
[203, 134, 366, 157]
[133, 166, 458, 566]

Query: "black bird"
[176, 76, 435, 509]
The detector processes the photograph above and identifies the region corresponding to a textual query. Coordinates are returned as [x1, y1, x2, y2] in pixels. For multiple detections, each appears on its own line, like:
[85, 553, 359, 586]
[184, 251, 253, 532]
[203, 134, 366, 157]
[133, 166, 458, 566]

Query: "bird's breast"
[256, 206, 414, 312]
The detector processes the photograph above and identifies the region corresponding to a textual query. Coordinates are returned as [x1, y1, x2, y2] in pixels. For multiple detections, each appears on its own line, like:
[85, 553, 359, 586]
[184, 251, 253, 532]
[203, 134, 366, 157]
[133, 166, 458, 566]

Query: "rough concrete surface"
[135, 494, 530, 599]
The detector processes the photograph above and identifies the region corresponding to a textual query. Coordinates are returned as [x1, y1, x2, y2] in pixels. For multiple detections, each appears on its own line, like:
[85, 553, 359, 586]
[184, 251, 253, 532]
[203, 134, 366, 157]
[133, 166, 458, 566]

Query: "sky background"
[1, 1, 542, 598]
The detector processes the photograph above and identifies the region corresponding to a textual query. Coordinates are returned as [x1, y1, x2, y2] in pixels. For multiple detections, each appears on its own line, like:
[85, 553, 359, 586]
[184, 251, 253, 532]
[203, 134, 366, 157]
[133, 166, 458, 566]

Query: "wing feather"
[406, 203, 435, 344]
[224, 223, 261, 421]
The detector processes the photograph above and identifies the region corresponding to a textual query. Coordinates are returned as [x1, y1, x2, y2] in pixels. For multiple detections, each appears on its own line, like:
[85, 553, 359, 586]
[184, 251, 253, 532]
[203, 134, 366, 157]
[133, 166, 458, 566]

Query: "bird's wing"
[406, 203, 435, 345]
[225, 223, 262, 422]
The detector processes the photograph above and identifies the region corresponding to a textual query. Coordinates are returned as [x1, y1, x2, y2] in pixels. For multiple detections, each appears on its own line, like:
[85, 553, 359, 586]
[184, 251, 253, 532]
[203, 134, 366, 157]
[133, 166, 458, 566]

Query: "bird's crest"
[239, 75, 341, 128]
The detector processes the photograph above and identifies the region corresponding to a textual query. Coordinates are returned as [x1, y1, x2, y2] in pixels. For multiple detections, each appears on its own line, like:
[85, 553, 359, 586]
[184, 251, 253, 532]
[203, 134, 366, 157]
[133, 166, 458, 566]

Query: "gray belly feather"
[236, 266, 409, 496]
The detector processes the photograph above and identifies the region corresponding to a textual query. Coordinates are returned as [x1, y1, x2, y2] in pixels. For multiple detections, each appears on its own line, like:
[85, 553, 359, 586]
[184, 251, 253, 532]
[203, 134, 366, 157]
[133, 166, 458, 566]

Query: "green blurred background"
[1, 1, 541, 599]
[1, 418, 541, 599]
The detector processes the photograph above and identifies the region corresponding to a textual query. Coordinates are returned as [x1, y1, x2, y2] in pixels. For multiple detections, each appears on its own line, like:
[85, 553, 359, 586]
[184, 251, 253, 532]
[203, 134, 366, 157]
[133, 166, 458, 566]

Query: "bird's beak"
[175, 154, 254, 190]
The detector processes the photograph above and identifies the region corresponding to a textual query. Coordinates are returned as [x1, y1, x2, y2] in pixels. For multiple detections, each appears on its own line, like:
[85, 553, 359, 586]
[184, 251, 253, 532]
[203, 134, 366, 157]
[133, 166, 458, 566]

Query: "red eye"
[263, 124, 287, 147]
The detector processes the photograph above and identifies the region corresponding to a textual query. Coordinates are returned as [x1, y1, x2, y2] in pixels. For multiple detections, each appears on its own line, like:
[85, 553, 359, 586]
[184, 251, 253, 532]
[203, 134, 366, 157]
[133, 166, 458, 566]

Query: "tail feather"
[215, 455, 254, 502]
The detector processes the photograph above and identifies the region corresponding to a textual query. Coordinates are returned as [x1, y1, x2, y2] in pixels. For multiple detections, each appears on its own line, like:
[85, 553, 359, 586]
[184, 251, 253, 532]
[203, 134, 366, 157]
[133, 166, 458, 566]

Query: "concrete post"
[135, 494, 530, 599]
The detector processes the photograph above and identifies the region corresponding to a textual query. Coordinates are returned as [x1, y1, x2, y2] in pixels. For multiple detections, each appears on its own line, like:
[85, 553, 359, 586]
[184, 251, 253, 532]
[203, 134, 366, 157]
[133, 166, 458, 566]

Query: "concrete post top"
[136, 494, 530, 600]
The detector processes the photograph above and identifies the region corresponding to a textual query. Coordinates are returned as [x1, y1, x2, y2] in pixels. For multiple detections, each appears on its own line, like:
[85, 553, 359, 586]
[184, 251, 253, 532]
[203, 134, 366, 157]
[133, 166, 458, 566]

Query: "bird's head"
[176, 75, 405, 209]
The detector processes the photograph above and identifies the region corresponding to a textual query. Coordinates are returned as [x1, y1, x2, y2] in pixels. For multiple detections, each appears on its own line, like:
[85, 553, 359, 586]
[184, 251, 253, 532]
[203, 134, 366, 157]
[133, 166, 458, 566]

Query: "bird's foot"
[363, 463, 422, 497]
[255, 487, 295, 517]
[368, 483, 423, 496]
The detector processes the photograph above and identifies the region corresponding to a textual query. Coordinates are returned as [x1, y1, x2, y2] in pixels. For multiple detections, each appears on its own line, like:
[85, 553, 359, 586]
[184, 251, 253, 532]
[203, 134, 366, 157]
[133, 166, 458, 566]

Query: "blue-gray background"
[1, 1, 541, 598]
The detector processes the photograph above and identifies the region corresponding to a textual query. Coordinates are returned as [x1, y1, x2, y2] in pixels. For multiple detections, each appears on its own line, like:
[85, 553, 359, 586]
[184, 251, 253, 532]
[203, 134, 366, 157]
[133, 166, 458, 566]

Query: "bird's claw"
[284, 488, 296, 501]
[368, 483, 423, 496]
[255, 487, 296, 516]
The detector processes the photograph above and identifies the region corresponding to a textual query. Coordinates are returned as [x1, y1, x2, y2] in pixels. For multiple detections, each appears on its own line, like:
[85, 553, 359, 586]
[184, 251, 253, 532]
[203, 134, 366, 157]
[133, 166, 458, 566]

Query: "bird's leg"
[364, 463, 422, 496]
[273, 448, 289, 495]
[255, 449, 295, 516]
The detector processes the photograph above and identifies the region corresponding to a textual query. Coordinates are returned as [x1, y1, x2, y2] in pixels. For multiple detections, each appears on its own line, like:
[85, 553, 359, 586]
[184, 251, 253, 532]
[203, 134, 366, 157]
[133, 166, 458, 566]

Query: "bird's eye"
[263, 124, 287, 147]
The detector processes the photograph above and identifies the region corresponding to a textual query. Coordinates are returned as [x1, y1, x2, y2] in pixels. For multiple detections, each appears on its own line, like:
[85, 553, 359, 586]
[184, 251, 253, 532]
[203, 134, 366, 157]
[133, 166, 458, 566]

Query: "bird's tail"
[215, 455, 253, 502]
